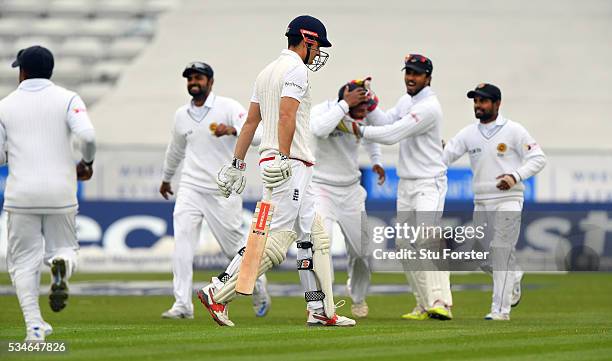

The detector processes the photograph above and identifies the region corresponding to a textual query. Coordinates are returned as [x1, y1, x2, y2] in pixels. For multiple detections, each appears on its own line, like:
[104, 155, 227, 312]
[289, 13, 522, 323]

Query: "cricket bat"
[235, 184, 275, 295]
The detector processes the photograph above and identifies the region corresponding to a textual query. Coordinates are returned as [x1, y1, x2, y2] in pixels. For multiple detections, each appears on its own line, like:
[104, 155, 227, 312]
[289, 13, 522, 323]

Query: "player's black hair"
[23, 68, 52, 80]
[287, 34, 303, 47]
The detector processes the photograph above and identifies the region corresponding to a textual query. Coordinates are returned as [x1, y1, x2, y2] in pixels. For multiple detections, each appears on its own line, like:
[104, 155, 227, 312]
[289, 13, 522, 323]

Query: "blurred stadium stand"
[0, 0, 610, 273]
[0, 0, 179, 104]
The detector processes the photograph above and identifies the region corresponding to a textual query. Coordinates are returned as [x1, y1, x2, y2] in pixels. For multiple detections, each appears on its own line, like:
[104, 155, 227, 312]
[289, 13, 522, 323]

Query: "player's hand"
[217, 158, 247, 198]
[343, 85, 368, 108]
[76, 159, 93, 181]
[159, 181, 174, 200]
[372, 164, 386, 185]
[496, 174, 517, 191]
[261, 154, 292, 189]
[214, 123, 237, 137]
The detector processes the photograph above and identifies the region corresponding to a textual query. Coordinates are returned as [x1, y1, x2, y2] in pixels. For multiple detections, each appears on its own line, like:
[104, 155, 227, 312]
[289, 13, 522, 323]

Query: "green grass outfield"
[1, 272, 611, 361]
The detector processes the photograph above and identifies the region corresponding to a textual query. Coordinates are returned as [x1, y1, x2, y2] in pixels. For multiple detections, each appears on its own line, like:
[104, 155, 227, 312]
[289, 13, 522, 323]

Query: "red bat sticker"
[255, 202, 270, 231]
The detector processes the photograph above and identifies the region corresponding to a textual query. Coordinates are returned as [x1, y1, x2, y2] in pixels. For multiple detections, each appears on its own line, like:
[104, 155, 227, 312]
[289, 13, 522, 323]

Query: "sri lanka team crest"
[497, 143, 507, 153]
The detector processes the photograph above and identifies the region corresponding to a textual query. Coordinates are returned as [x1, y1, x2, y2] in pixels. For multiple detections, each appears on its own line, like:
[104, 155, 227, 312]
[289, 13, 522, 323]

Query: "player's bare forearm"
[278, 97, 299, 155]
[234, 102, 261, 160]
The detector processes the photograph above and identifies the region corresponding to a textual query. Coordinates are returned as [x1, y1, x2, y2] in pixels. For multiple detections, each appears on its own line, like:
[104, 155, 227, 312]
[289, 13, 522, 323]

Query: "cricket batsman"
[159, 61, 269, 319]
[344, 54, 453, 320]
[309, 78, 387, 318]
[443, 83, 546, 320]
[196, 15, 355, 327]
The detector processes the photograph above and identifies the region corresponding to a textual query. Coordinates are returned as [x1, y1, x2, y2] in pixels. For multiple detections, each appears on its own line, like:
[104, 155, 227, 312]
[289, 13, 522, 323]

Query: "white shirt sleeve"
[162, 113, 187, 182]
[66, 94, 96, 162]
[364, 94, 412, 126]
[362, 103, 436, 145]
[442, 128, 468, 166]
[310, 100, 349, 138]
[0, 120, 6, 165]
[511, 125, 547, 182]
[250, 82, 259, 104]
[281, 65, 308, 102]
[362, 139, 382, 166]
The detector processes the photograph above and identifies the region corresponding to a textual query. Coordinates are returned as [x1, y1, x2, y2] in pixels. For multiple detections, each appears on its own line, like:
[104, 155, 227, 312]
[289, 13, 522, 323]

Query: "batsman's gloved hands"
[217, 158, 247, 198]
[261, 154, 292, 189]
[496, 174, 517, 191]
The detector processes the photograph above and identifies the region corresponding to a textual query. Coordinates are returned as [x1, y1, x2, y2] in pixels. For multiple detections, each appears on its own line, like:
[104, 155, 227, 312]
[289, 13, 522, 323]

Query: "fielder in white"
[443, 83, 546, 320]
[159, 62, 269, 319]
[310, 77, 387, 318]
[346, 54, 453, 320]
[197, 15, 355, 327]
[0, 46, 96, 341]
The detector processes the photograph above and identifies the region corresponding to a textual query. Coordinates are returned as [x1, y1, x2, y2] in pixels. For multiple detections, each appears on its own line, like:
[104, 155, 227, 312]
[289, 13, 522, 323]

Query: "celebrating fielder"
[198, 15, 355, 327]
[160, 62, 269, 319]
[443, 83, 546, 320]
[0, 46, 96, 341]
[345, 54, 453, 320]
[309, 78, 386, 318]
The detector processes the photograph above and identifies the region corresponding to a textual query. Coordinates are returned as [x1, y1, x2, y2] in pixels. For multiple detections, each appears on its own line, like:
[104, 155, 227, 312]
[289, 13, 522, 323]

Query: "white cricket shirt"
[310, 99, 383, 186]
[363, 87, 446, 179]
[162, 93, 247, 192]
[442, 114, 547, 201]
[0, 79, 96, 214]
[251, 49, 314, 163]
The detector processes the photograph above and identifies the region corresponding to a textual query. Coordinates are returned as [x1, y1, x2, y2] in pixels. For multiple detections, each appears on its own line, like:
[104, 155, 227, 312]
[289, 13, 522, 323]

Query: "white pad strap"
[311, 214, 335, 317]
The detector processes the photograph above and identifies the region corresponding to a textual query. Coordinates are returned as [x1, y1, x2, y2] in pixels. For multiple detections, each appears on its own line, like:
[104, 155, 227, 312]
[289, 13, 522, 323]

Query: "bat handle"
[264, 187, 272, 201]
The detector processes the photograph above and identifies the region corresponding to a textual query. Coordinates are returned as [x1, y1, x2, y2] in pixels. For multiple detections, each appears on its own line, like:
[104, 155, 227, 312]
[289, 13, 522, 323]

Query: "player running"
[197, 15, 355, 327]
[309, 77, 387, 318]
[0, 46, 96, 341]
[344, 54, 453, 320]
[159, 62, 269, 319]
[443, 83, 546, 320]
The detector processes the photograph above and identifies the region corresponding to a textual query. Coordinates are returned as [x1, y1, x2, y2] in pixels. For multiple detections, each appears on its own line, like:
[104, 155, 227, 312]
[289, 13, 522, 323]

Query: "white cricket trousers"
[6, 211, 78, 328]
[473, 198, 523, 315]
[396, 176, 452, 309]
[313, 182, 371, 304]
[171, 186, 244, 312]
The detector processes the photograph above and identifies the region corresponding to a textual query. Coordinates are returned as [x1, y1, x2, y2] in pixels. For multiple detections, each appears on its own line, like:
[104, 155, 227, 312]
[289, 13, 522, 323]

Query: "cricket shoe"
[197, 284, 234, 327]
[401, 305, 429, 321]
[511, 271, 524, 308]
[161, 307, 194, 319]
[25, 322, 53, 342]
[307, 310, 356, 327]
[49, 258, 69, 312]
[252, 275, 271, 317]
[351, 302, 369, 318]
[427, 301, 453, 320]
[485, 312, 510, 321]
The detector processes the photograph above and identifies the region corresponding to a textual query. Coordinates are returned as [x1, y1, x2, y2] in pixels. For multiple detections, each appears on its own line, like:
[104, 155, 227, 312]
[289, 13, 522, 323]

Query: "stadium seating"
[0, 0, 179, 104]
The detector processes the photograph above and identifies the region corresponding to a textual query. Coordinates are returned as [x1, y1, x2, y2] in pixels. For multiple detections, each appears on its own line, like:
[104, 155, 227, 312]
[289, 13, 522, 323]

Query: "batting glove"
[217, 158, 247, 198]
[261, 154, 292, 189]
